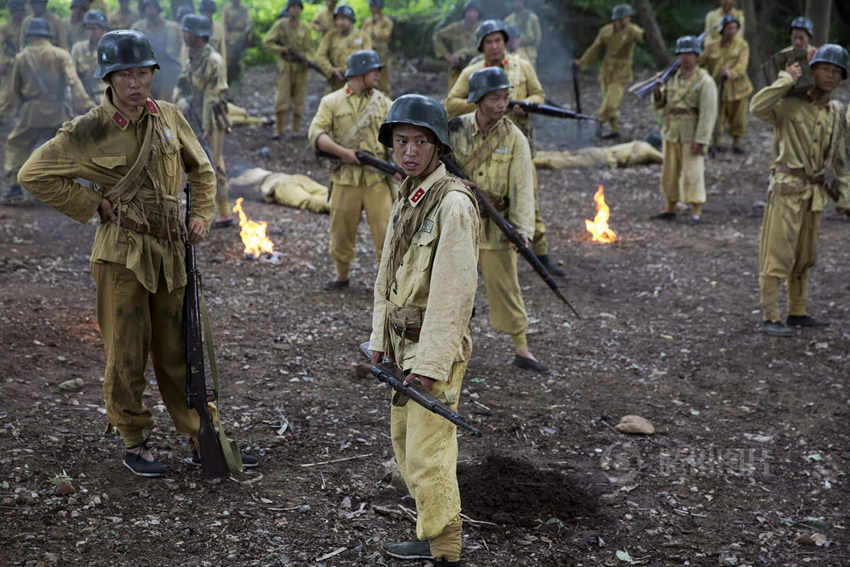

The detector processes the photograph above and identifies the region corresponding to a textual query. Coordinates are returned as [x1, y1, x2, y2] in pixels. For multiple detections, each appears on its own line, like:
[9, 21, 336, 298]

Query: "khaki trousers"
[5, 125, 58, 179]
[718, 96, 748, 140]
[207, 127, 230, 217]
[328, 180, 392, 278]
[92, 262, 199, 448]
[758, 187, 820, 321]
[391, 359, 467, 548]
[479, 247, 528, 336]
[275, 66, 309, 134]
[598, 70, 626, 126]
[661, 139, 706, 205]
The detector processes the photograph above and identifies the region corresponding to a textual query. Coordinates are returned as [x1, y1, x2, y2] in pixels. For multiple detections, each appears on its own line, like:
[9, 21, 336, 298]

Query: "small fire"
[584, 185, 617, 243]
[232, 197, 276, 258]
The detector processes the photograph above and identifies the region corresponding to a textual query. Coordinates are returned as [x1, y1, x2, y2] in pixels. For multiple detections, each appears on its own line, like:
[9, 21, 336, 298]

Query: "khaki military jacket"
[575, 22, 644, 84]
[701, 35, 753, 102]
[361, 15, 392, 60]
[108, 7, 136, 30]
[0, 38, 93, 124]
[0, 19, 23, 73]
[307, 85, 391, 187]
[704, 7, 745, 37]
[654, 66, 718, 146]
[222, 3, 252, 46]
[18, 90, 216, 293]
[21, 13, 68, 50]
[207, 20, 228, 66]
[505, 9, 541, 61]
[445, 53, 544, 136]
[316, 28, 371, 76]
[175, 44, 228, 134]
[369, 163, 479, 379]
[132, 17, 183, 62]
[263, 16, 314, 73]
[750, 71, 850, 211]
[66, 18, 87, 50]
[312, 7, 334, 37]
[71, 39, 107, 104]
[432, 19, 478, 62]
[448, 113, 535, 249]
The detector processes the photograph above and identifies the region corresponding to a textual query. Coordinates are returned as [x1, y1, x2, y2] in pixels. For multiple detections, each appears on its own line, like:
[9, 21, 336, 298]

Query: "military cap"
[720, 14, 740, 32]
[611, 4, 633, 21]
[790, 16, 814, 38]
[809, 43, 848, 80]
[182, 14, 212, 39]
[467, 66, 511, 103]
[379, 94, 451, 151]
[345, 49, 382, 78]
[674, 35, 702, 56]
[334, 4, 356, 23]
[284, 0, 303, 11]
[462, 1, 480, 15]
[84, 9, 110, 29]
[95, 29, 159, 79]
[198, 0, 217, 14]
[476, 19, 509, 52]
[24, 17, 52, 38]
[369, 0, 384, 8]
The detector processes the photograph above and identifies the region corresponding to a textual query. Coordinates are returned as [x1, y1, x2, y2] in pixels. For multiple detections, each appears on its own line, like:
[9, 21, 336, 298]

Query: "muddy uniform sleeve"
[445, 65, 475, 118]
[508, 131, 535, 237]
[412, 192, 478, 380]
[263, 19, 287, 56]
[307, 95, 334, 148]
[203, 53, 229, 133]
[750, 71, 795, 125]
[315, 32, 335, 76]
[728, 41, 749, 80]
[575, 26, 607, 69]
[174, 109, 217, 225]
[526, 14, 542, 48]
[432, 23, 453, 59]
[62, 50, 94, 114]
[521, 60, 544, 104]
[694, 74, 718, 146]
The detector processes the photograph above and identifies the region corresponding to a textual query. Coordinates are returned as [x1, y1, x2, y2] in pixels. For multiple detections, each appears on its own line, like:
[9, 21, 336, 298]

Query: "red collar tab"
[409, 187, 425, 205]
[503, 58, 509, 67]
[112, 112, 128, 128]
[146, 99, 157, 114]
[345, 87, 351, 95]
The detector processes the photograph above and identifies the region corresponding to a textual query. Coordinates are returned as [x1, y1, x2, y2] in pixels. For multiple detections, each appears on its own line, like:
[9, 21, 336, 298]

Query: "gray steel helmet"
[369, 0, 384, 8]
[140, 0, 161, 12]
[176, 4, 194, 20]
[476, 19, 509, 52]
[95, 29, 159, 79]
[84, 9, 110, 28]
[790, 16, 814, 38]
[24, 17, 52, 39]
[198, 0, 217, 14]
[284, 0, 303, 10]
[674, 35, 702, 56]
[611, 4, 633, 21]
[8, 0, 27, 12]
[379, 94, 451, 151]
[462, 1, 480, 15]
[720, 14, 740, 32]
[70, 0, 88, 10]
[809, 43, 849, 80]
[345, 49, 382, 78]
[334, 4, 356, 22]
[467, 67, 511, 103]
[182, 13, 212, 38]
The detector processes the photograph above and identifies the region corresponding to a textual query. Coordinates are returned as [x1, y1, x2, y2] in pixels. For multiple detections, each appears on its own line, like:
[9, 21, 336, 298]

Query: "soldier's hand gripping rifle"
[275, 42, 328, 79]
[630, 29, 712, 100]
[358, 343, 481, 437]
[184, 183, 230, 478]
[509, 100, 598, 123]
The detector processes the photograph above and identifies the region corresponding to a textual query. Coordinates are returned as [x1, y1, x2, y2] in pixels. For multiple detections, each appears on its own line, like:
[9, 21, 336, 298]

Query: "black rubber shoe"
[650, 211, 676, 221]
[536, 254, 565, 277]
[323, 279, 349, 290]
[786, 315, 830, 328]
[185, 450, 259, 469]
[0, 185, 24, 205]
[123, 452, 166, 477]
[383, 541, 432, 560]
[513, 355, 549, 373]
[759, 320, 793, 337]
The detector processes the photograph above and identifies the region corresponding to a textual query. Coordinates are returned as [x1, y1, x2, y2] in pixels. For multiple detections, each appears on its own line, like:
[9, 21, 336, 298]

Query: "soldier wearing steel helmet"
[316, 4, 372, 93]
[132, 0, 183, 100]
[308, 49, 392, 290]
[433, 1, 481, 91]
[704, 0, 745, 38]
[198, 0, 227, 69]
[66, 0, 91, 48]
[448, 67, 548, 373]
[312, 0, 338, 38]
[16, 29, 258, 476]
[0, 0, 28, 106]
[750, 44, 850, 336]
[573, 3, 644, 139]
[369, 93, 479, 567]
[222, 0, 252, 82]
[0, 17, 94, 204]
[763, 17, 817, 97]
[20, 0, 69, 50]
[72, 10, 111, 105]
[108, 0, 137, 31]
[360, 0, 393, 94]
[504, 0, 541, 67]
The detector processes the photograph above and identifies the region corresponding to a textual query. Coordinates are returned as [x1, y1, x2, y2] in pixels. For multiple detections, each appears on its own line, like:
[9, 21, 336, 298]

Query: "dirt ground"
[1, 59, 849, 567]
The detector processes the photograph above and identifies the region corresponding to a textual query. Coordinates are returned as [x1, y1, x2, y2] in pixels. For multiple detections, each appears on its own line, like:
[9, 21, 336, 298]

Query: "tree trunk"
[634, 0, 670, 68]
[806, 0, 832, 46]
[740, 0, 766, 87]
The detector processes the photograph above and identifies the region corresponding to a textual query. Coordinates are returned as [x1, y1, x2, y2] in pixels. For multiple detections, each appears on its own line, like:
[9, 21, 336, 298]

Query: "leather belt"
[391, 322, 420, 342]
[115, 216, 185, 241]
[667, 108, 698, 116]
[773, 164, 820, 185]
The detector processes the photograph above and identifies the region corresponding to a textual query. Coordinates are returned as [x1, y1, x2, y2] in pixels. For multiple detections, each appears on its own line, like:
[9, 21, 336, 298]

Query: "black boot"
[536, 254, 565, 277]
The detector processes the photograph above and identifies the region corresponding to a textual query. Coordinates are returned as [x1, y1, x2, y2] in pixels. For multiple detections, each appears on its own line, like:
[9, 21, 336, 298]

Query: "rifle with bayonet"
[274, 42, 328, 78]
[184, 183, 230, 478]
[509, 100, 598, 123]
[358, 343, 481, 437]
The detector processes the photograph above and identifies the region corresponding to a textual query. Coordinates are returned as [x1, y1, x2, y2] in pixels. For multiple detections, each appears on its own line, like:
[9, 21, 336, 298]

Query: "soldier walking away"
[0, 0, 27, 107]
[750, 45, 849, 337]
[17, 30, 258, 476]
[763, 17, 817, 98]
[700, 14, 752, 154]
[316, 4, 371, 93]
[446, 19, 565, 277]
[263, 0, 314, 139]
[21, 0, 69, 50]
[108, 0, 137, 30]
[651, 36, 718, 224]
[66, 0, 89, 48]
[432, 1, 481, 91]
[72, 10, 111, 105]
[361, 0, 393, 95]
[0, 18, 94, 204]
[312, 0, 337, 38]
[449, 67, 548, 373]
[504, 0, 541, 67]
[308, 49, 393, 290]
[132, 0, 183, 101]
[572, 3, 644, 139]
[704, 0, 744, 38]
[198, 0, 227, 69]
[370, 94, 479, 567]
[175, 14, 233, 228]
[222, 0, 252, 83]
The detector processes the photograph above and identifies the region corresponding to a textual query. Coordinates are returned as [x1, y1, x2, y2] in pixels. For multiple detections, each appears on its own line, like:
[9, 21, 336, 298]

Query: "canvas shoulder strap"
[338, 92, 385, 149]
[102, 113, 156, 204]
[458, 119, 510, 176]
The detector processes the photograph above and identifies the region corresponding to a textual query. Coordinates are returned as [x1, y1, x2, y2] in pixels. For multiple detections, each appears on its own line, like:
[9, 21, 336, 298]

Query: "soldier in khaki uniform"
[132, 0, 183, 101]
[763, 17, 817, 98]
[750, 45, 850, 336]
[311, 0, 337, 38]
[72, 10, 110, 105]
[108, 0, 137, 30]
[449, 68, 547, 373]
[308, 49, 392, 289]
[263, 0, 313, 139]
[572, 4, 644, 139]
[222, 0, 252, 82]
[21, 0, 69, 50]
[432, 1, 480, 91]
[361, 0, 393, 95]
[18, 30, 257, 476]
[446, 20, 564, 276]
[66, 0, 89, 49]
[175, 14, 232, 227]
[504, 0, 540, 67]
[198, 0, 227, 68]
[704, 0, 744, 38]
[316, 4, 371, 93]
[0, 0, 27, 106]
[0, 18, 94, 203]
[701, 14, 752, 153]
[370, 94, 479, 567]
[651, 36, 718, 224]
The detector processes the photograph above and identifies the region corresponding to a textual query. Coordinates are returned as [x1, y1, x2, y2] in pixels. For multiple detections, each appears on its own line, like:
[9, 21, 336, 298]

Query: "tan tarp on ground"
[534, 141, 663, 169]
[230, 168, 330, 213]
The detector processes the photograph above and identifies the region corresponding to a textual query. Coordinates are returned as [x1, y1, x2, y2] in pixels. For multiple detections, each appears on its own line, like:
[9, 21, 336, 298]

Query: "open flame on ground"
[585, 185, 617, 243]
[232, 197, 282, 263]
